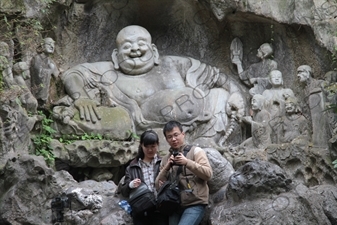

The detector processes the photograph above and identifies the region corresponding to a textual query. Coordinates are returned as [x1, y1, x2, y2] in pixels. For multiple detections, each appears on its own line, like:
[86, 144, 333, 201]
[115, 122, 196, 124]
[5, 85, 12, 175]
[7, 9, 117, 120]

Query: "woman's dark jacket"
[120, 156, 161, 198]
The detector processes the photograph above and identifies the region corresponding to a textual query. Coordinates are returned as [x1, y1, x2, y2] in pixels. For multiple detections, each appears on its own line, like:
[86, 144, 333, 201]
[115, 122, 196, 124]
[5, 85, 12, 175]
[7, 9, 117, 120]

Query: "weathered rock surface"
[205, 147, 235, 194]
[211, 183, 337, 225]
[1, 0, 337, 224]
[210, 160, 337, 225]
[0, 153, 133, 225]
[52, 139, 138, 168]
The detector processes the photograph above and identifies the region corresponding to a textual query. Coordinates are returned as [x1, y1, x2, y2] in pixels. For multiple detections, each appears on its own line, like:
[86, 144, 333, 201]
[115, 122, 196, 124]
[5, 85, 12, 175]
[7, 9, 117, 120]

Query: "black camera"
[172, 151, 180, 157]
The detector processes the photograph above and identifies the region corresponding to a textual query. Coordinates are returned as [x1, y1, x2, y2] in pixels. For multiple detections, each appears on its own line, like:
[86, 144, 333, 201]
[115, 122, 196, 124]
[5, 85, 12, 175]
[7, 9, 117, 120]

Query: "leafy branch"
[32, 111, 56, 166]
[333, 159, 337, 169]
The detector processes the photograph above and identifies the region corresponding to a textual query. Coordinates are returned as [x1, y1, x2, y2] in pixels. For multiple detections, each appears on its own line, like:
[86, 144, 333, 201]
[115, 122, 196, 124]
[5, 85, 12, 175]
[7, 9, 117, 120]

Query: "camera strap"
[176, 145, 194, 189]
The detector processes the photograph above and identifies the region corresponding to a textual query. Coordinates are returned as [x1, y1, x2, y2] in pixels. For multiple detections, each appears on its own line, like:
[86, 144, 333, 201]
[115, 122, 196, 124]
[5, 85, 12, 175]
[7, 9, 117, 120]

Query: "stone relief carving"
[0, 41, 14, 88]
[269, 96, 310, 145]
[232, 40, 277, 96]
[323, 70, 337, 143]
[60, 25, 246, 147]
[1, 3, 337, 223]
[297, 65, 328, 147]
[240, 94, 271, 150]
[12, 62, 38, 114]
[261, 70, 295, 119]
[30, 37, 60, 108]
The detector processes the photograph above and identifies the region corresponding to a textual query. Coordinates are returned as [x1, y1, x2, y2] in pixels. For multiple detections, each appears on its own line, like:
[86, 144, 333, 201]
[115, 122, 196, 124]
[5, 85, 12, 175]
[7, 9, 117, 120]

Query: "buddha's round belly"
[140, 87, 210, 124]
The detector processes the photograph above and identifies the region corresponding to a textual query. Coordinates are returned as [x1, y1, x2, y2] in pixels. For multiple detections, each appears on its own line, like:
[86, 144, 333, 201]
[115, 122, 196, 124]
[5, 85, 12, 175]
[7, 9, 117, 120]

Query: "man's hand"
[74, 98, 101, 123]
[172, 153, 188, 166]
[158, 179, 165, 188]
[164, 156, 174, 171]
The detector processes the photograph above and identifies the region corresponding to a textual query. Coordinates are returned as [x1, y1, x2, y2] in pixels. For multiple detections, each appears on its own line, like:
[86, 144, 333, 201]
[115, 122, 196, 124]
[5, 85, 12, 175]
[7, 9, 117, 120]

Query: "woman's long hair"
[136, 130, 159, 160]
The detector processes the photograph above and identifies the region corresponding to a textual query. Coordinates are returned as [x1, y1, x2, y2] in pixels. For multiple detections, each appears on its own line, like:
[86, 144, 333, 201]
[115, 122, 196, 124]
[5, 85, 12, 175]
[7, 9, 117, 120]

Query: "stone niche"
[52, 0, 335, 149]
[56, 0, 333, 83]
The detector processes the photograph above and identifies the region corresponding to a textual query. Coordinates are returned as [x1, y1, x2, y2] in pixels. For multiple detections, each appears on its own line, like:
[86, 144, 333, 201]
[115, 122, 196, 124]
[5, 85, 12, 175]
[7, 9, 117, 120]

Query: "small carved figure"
[30, 37, 60, 107]
[279, 96, 310, 145]
[322, 70, 337, 143]
[262, 70, 294, 118]
[297, 65, 327, 147]
[232, 42, 277, 96]
[240, 94, 271, 150]
[0, 41, 14, 87]
[12, 62, 38, 114]
[52, 106, 84, 135]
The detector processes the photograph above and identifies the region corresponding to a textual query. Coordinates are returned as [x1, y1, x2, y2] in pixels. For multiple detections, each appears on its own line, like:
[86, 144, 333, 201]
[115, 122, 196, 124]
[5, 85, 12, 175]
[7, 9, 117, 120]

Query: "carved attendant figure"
[0, 41, 14, 87]
[240, 94, 271, 150]
[322, 71, 337, 143]
[232, 42, 277, 96]
[262, 70, 294, 118]
[297, 65, 327, 147]
[12, 62, 38, 114]
[30, 37, 59, 107]
[280, 97, 310, 145]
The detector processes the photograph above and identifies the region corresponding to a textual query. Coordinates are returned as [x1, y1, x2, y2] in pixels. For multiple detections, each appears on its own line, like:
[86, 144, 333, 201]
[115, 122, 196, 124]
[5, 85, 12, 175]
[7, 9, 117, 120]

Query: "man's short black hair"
[163, 120, 183, 137]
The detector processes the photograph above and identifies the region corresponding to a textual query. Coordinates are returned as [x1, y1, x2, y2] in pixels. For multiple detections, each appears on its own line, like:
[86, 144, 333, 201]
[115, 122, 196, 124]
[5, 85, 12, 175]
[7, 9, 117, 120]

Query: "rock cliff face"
[1, 0, 337, 224]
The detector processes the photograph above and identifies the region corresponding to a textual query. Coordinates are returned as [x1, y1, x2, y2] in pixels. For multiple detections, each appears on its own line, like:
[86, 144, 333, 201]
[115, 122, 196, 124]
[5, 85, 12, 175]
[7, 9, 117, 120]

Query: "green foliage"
[38, 0, 56, 13]
[333, 159, 337, 169]
[80, 133, 103, 140]
[58, 133, 104, 144]
[129, 130, 140, 140]
[32, 111, 56, 166]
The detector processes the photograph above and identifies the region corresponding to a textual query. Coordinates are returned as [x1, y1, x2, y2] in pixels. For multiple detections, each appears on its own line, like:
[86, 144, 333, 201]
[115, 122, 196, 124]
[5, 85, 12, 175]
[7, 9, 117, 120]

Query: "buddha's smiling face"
[115, 25, 158, 75]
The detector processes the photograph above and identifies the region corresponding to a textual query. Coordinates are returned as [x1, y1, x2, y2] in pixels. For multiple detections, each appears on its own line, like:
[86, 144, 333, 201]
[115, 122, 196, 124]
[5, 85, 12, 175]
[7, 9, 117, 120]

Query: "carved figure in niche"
[61, 25, 245, 146]
[240, 94, 271, 150]
[272, 96, 310, 145]
[0, 41, 14, 87]
[297, 65, 327, 147]
[12, 62, 38, 114]
[262, 70, 294, 118]
[322, 71, 337, 143]
[232, 41, 277, 96]
[30, 37, 60, 107]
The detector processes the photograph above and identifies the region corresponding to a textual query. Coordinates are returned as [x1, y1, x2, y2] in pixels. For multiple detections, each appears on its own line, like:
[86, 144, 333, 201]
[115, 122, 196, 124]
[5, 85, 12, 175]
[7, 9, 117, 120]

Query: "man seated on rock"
[61, 25, 245, 146]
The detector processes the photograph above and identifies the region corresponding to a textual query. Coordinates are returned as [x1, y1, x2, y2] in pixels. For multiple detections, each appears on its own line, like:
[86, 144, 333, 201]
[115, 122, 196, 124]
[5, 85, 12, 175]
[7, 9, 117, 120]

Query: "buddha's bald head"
[116, 25, 152, 46]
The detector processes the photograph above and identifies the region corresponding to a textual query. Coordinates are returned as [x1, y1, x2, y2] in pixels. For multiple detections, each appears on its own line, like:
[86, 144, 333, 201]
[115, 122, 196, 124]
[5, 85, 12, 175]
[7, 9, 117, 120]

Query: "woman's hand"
[129, 178, 141, 188]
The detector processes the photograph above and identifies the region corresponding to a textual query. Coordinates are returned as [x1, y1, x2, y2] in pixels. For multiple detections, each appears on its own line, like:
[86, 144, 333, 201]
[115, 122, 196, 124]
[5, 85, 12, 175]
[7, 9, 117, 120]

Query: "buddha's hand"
[74, 98, 101, 123]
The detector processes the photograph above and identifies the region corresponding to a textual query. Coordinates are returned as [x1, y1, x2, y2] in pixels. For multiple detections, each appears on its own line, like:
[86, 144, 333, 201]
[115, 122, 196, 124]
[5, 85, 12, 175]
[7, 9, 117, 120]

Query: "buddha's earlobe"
[152, 44, 160, 65]
[112, 49, 119, 70]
